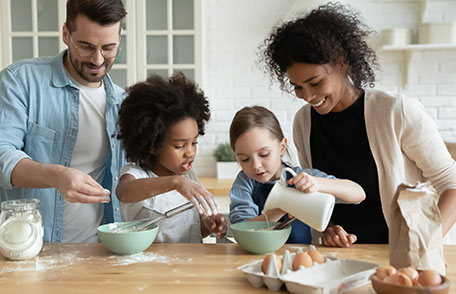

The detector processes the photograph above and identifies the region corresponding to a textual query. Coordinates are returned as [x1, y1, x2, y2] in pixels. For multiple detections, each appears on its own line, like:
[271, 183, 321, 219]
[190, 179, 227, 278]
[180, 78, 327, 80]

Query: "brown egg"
[412, 278, 421, 287]
[375, 266, 397, 280]
[308, 249, 325, 264]
[417, 270, 442, 287]
[398, 267, 419, 282]
[383, 272, 413, 286]
[292, 252, 313, 271]
[261, 254, 282, 274]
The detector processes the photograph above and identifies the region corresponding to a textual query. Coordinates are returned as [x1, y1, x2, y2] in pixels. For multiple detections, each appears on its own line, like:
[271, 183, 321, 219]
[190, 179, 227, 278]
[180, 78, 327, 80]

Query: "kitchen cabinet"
[0, 0, 202, 88]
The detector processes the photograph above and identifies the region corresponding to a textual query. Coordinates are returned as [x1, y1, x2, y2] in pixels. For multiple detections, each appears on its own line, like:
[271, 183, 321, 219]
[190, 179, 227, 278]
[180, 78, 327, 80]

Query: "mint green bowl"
[97, 223, 159, 255]
[230, 221, 291, 254]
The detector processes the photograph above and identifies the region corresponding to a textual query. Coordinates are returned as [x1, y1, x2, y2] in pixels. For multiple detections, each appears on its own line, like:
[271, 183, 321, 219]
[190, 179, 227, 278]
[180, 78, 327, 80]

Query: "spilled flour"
[109, 252, 177, 266]
[0, 248, 190, 274]
[0, 253, 88, 274]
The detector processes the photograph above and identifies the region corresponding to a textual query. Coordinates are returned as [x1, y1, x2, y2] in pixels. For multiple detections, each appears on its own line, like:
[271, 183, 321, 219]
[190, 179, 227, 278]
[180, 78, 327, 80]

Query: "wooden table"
[0, 243, 454, 294]
[199, 177, 233, 196]
[199, 177, 234, 214]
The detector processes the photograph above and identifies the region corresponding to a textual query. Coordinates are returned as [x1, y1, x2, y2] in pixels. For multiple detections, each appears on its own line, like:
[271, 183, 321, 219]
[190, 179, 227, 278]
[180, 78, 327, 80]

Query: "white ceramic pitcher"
[263, 167, 335, 232]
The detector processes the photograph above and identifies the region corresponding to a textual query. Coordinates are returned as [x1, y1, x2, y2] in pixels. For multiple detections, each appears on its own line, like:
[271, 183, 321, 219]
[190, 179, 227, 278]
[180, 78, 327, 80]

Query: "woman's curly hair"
[117, 72, 210, 171]
[260, 2, 378, 91]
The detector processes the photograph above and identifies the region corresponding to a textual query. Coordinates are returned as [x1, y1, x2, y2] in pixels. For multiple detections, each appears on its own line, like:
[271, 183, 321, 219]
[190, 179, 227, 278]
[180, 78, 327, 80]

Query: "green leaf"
[213, 142, 236, 162]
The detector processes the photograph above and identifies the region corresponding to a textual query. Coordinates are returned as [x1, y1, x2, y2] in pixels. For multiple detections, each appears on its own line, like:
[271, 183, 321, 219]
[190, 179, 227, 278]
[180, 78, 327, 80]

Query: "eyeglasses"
[68, 34, 121, 59]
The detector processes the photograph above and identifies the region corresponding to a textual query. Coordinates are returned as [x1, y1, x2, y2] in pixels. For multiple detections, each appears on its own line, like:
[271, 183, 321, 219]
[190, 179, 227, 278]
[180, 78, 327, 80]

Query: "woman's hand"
[322, 224, 357, 247]
[202, 214, 227, 239]
[174, 177, 219, 216]
[288, 171, 319, 193]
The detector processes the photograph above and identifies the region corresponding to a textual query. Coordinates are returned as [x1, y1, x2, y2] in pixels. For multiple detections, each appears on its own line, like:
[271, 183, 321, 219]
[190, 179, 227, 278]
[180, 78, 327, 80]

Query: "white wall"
[195, 0, 456, 176]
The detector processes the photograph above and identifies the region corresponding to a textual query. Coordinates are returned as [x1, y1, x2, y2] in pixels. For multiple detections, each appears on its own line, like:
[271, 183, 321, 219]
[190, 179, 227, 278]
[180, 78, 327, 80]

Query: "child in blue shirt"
[229, 106, 365, 243]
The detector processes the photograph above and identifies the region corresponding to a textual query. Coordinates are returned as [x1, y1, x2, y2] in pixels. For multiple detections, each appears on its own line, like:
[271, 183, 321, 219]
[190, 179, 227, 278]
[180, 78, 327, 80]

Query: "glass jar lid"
[1, 199, 40, 212]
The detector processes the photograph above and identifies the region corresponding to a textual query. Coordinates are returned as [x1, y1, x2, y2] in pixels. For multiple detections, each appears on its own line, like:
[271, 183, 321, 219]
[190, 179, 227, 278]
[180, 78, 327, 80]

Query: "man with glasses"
[0, 0, 127, 243]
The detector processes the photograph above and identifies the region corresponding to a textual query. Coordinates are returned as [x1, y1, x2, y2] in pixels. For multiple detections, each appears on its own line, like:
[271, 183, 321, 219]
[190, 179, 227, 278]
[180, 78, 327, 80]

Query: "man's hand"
[11, 159, 110, 204]
[55, 167, 110, 203]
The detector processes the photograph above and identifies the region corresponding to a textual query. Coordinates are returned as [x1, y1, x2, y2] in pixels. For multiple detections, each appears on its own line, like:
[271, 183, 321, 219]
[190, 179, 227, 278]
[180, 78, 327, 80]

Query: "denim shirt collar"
[52, 50, 71, 88]
[51, 50, 123, 106]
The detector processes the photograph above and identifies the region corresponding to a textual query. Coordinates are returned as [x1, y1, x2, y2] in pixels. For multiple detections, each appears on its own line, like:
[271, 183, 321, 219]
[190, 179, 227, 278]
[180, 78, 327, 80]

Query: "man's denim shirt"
[0, 50, 126, 242]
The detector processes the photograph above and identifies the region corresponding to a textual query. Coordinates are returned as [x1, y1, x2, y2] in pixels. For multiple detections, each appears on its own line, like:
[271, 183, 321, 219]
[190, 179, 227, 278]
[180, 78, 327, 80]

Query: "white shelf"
[380, 43, 456, 52]
[379, 43, 456, 86]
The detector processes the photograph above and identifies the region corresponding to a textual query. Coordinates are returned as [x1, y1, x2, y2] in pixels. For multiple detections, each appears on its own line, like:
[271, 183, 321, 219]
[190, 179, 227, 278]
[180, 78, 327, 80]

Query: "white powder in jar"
[0, 216, 43, 260]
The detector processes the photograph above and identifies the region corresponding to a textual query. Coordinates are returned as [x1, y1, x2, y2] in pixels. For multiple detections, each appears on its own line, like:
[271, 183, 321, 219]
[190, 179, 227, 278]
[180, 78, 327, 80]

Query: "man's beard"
[69, 53, 113, 83]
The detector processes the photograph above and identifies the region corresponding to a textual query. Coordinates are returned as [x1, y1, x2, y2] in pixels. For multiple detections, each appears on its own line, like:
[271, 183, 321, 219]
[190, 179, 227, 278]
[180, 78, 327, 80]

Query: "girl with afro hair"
[261, 3, 456, 247]
[116, 73, 226, 243]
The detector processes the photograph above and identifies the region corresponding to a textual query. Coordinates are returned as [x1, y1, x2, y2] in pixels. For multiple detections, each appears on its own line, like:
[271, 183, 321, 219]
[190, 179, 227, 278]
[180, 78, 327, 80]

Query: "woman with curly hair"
[116, 73, 226, 243]
[261, 3, 456, 246]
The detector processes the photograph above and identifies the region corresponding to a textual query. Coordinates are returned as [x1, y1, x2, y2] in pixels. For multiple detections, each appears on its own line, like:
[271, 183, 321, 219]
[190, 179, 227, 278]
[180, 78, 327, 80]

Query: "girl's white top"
[119, 163, 202, 243]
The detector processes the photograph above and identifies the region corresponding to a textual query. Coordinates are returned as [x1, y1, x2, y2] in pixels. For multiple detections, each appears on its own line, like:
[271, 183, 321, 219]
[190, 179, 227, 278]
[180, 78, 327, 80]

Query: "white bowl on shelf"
[419, 22, 456, 44]
[381, 28, 411, 46]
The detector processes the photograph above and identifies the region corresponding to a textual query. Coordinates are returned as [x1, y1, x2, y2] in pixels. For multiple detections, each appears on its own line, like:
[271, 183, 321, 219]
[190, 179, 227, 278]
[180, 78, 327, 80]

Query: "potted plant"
[213, 143, 241, 179]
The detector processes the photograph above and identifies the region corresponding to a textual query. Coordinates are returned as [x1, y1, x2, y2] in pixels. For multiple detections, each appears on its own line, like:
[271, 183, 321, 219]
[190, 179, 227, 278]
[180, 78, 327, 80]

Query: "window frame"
[0, 0, 66, 65]
[135, 0, 202, 84]
[0, 0, 202, 87]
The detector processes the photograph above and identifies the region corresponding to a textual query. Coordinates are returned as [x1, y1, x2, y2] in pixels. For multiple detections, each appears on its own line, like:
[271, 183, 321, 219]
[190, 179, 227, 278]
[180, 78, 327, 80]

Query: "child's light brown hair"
[229, 106, 285, 152]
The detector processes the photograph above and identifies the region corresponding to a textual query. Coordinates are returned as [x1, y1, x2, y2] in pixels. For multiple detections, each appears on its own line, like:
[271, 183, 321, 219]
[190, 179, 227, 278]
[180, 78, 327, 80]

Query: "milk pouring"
[263, 168, 335, 232]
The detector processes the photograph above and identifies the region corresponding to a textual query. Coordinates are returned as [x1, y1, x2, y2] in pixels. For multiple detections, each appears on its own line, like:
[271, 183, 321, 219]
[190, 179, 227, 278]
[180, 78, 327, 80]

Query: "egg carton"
[238, 247, 378, 294]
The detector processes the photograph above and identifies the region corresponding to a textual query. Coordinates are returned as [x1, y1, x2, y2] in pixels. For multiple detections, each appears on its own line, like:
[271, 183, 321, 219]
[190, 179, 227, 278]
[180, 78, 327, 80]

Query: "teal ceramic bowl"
[97, 223, 159, 255]
[230, 221, 291, 254]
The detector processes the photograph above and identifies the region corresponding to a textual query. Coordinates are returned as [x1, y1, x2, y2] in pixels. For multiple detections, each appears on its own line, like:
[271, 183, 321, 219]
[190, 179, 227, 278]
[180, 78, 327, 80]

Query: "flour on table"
[325, 251, 339, 258]
[109, 252, 173, 266]
[0, 253, 85, 274]
[1, 249, 187, 273]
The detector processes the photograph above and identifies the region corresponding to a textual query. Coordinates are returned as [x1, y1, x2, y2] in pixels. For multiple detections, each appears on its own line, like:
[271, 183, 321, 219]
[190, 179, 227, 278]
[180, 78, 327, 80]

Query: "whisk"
[110, 202, 194, 233]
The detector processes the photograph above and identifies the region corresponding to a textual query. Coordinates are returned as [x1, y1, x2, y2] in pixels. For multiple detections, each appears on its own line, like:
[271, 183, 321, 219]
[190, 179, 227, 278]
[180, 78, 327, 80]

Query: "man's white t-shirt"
[61, 79, 110, 243]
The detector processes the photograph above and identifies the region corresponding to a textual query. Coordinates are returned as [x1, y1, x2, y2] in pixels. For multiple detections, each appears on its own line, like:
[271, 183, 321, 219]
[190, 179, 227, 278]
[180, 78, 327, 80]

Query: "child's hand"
[322, 224, 357, 248]
[175, 177, 219, 216]
[203, 214, 227, 239]
[288, 172, 320, 193]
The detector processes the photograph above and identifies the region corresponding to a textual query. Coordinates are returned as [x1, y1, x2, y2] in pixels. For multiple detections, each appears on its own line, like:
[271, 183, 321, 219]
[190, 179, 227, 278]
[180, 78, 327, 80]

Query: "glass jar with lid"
[0, 199, 43, 260]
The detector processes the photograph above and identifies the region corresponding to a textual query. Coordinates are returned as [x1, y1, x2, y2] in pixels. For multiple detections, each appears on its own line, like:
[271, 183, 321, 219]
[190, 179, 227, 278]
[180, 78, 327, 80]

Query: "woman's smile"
[312, 97, 326, 107]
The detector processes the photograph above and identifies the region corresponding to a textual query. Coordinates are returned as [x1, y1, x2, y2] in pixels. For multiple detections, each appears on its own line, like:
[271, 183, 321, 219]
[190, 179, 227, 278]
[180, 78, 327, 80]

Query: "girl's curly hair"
[260, 2, 378, 91]
[117, 72, 210, 171]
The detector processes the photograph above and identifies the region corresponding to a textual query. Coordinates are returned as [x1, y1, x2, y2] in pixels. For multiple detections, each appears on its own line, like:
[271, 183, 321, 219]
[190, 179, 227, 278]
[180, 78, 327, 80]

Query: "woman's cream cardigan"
[293, 88, 456, 230]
